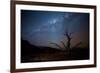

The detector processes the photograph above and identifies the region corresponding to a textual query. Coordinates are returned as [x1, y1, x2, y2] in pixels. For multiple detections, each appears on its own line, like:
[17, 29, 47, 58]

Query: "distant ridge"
[21, 39, 89, 63]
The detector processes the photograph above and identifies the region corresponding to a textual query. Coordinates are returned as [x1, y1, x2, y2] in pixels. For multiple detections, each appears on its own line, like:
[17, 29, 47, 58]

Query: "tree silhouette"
[64, 31, 73, 49]
[50, 30, 82, 55]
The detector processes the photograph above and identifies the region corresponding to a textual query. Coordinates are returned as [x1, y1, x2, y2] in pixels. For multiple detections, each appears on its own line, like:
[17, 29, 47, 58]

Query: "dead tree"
[64, 31, 73, 50]
[50, 31, 82, 55]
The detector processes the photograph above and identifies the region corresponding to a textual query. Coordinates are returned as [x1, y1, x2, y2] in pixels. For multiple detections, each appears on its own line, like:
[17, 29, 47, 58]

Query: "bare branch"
[72, 42, 82, 48]
[50, 43, 62, 49]
[65, 30, 74, 36]
[69, 32, 74, 36]
[60, 41, 67, 49]
[64, 31, 70, 39]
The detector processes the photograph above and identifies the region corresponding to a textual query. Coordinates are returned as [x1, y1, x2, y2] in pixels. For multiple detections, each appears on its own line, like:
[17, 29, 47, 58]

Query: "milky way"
[21, 10, 89, 49]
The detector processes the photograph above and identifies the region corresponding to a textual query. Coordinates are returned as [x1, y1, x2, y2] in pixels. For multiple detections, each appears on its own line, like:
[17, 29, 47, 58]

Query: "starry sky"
[21, 10, 89, 49]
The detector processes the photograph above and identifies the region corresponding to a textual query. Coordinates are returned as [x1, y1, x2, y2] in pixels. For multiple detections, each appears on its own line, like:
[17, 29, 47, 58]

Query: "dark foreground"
[21, 39, 89, 63]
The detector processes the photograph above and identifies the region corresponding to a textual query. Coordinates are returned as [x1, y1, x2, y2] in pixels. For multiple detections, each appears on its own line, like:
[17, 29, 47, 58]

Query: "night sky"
[21, 10, 89, 49]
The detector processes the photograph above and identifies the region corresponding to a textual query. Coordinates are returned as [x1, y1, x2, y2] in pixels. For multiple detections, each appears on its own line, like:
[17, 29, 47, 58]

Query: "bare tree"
[50, 30, 82, 55]
[64, 31, 73, 49]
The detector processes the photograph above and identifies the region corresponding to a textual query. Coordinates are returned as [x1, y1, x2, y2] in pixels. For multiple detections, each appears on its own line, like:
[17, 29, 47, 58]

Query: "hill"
[21, 39, 89, 63]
